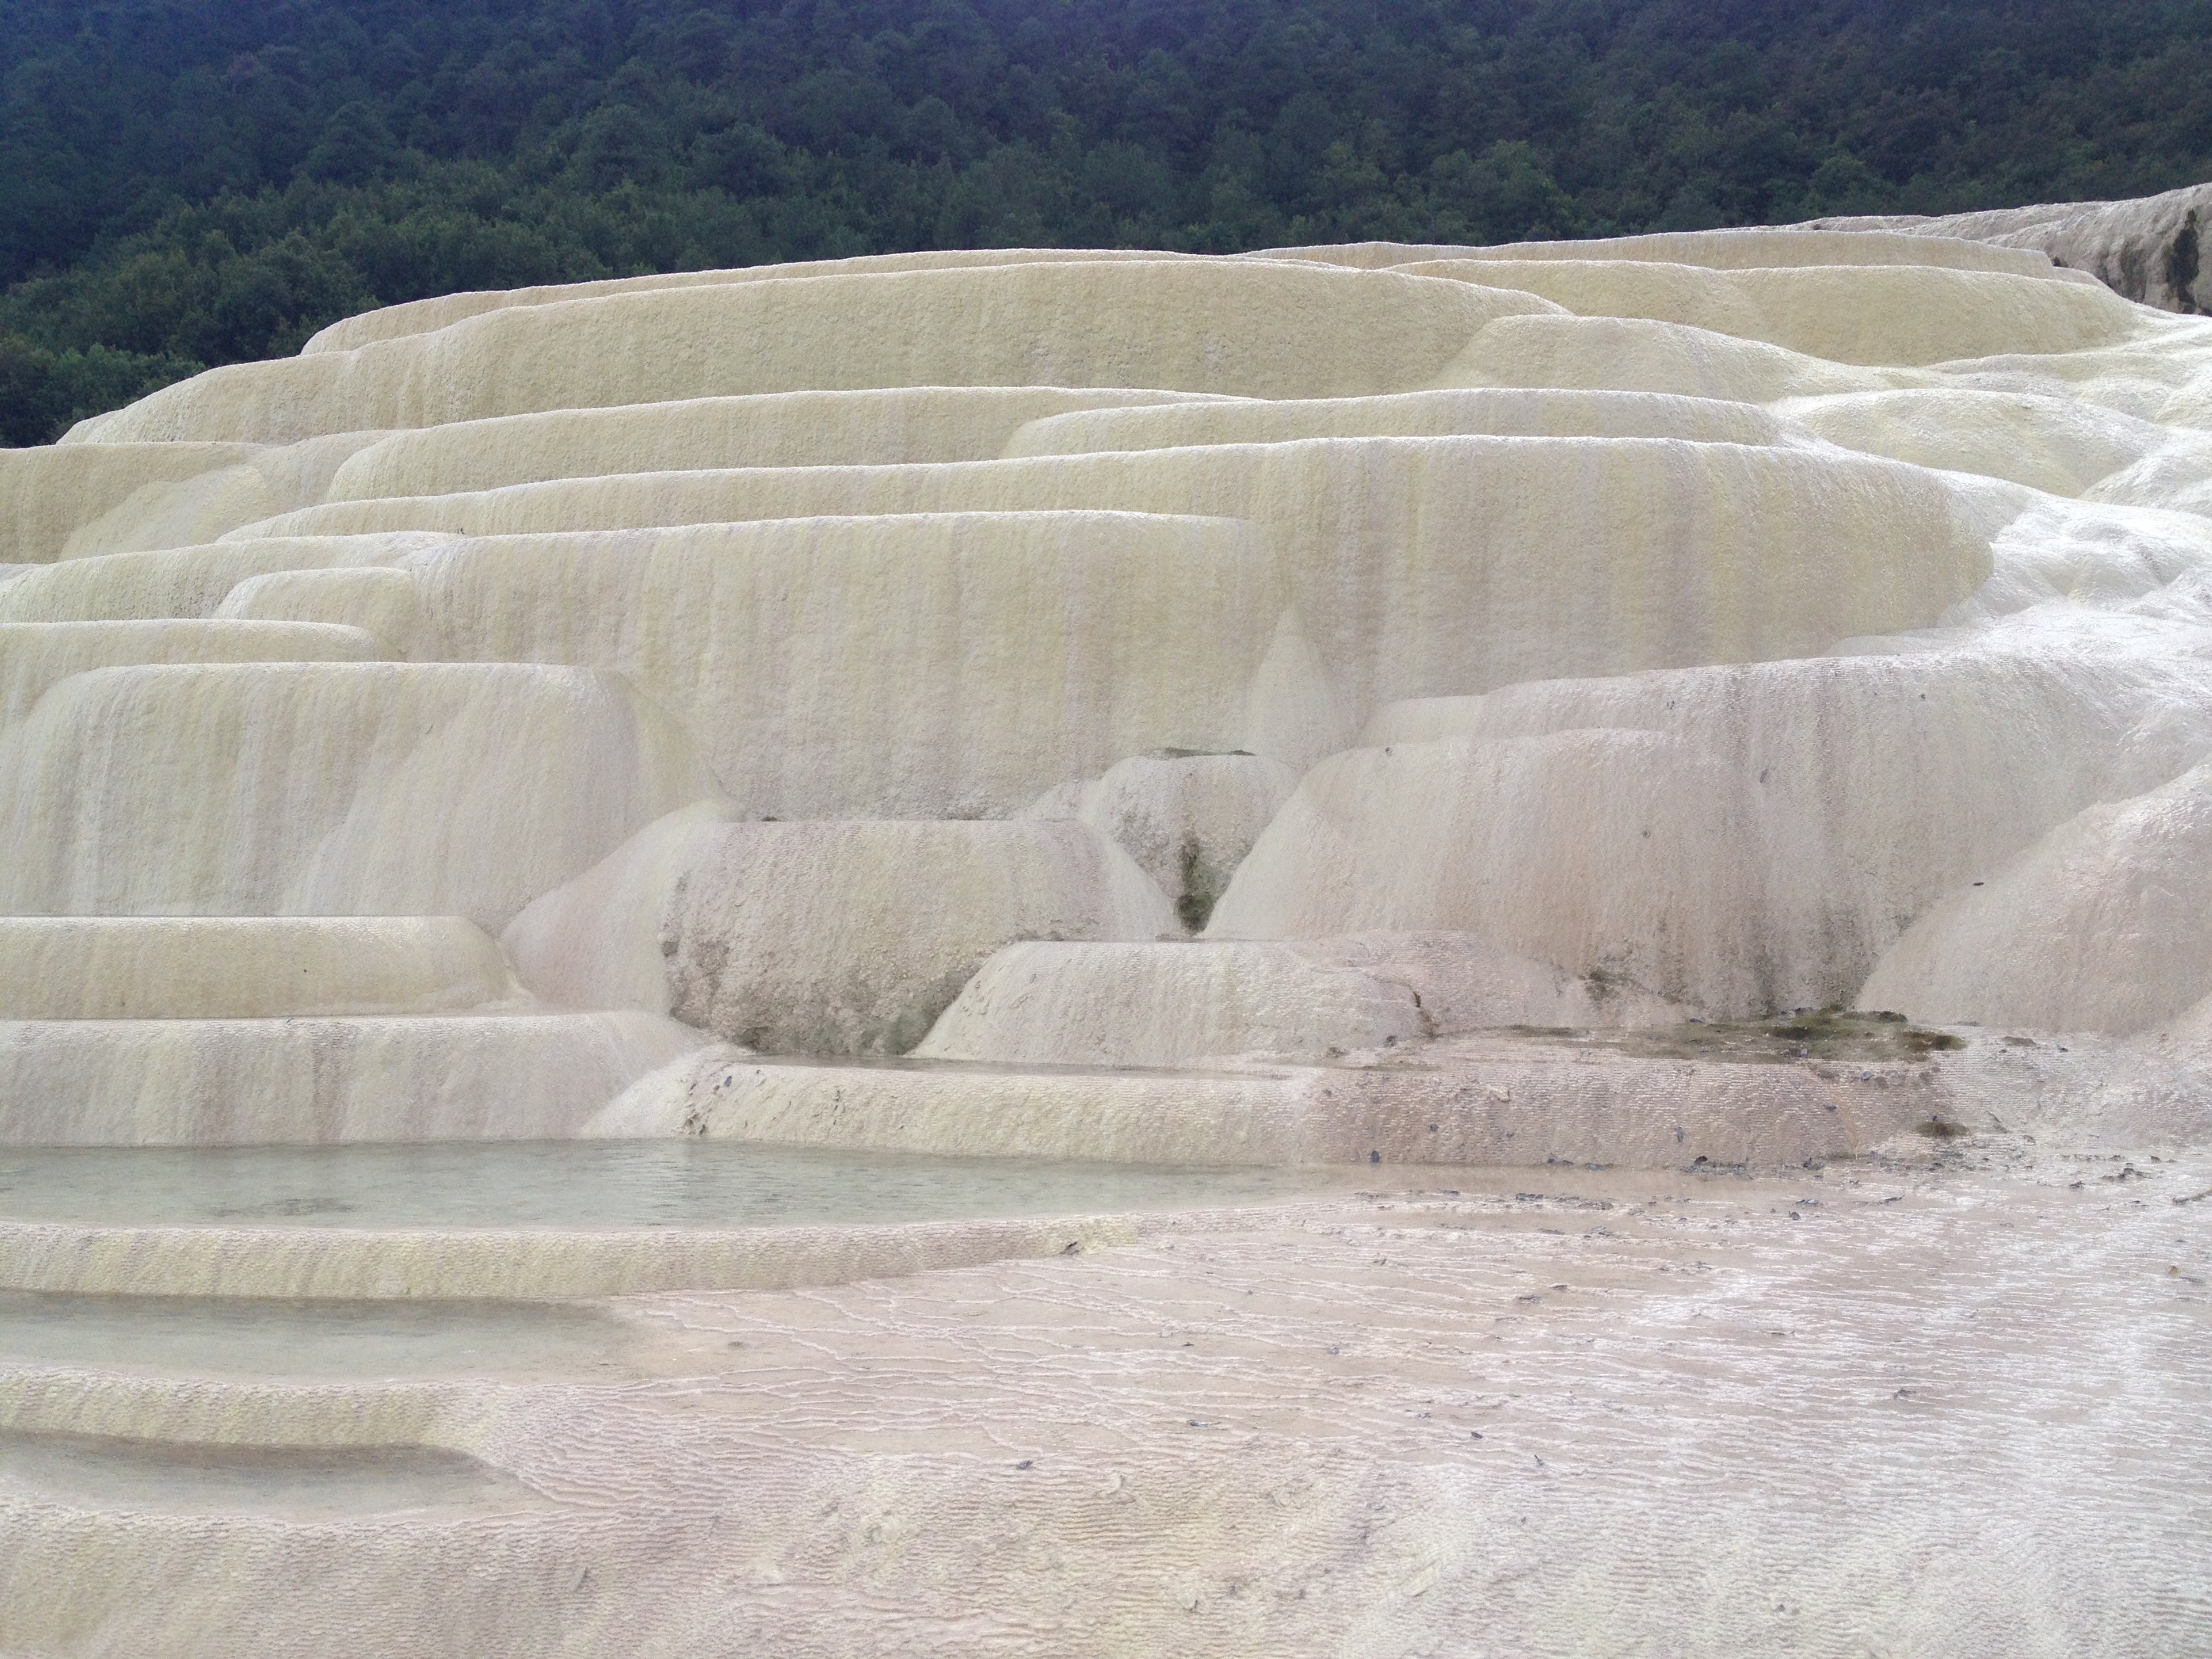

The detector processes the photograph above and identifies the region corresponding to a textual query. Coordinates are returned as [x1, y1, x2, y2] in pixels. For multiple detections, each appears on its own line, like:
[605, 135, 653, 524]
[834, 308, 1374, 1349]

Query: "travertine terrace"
[1, 193, 2209, 1654]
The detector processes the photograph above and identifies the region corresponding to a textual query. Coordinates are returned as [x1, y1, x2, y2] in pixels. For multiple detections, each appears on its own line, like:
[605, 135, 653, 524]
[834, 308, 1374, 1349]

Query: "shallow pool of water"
[0, 1290, 656, 1377]
[0, 1141, 1370, 1231]
[0, 1427, 537, 1515]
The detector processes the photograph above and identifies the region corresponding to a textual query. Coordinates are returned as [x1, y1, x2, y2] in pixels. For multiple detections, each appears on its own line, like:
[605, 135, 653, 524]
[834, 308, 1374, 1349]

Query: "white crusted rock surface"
[0, 199, 2209, 1654]
[663, 819, 1177, 1054]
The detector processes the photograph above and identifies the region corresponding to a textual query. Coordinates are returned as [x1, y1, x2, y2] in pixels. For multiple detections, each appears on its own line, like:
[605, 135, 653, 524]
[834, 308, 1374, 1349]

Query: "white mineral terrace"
[1, 196, 2209, 1654]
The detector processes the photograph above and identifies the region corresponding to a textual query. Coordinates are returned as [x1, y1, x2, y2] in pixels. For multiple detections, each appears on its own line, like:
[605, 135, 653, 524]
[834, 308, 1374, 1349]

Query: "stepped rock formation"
[4, 198, 2212, 1655]
[10, 214, 2212, 1139]
[1808, 180, 2212, 316]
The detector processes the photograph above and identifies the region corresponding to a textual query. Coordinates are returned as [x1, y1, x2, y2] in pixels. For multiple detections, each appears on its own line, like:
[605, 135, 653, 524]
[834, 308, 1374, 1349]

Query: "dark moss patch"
[2167, 209, 2203, 312]
[1503, 1007, 1965, 1065]
[1174, 836, 1223, 933]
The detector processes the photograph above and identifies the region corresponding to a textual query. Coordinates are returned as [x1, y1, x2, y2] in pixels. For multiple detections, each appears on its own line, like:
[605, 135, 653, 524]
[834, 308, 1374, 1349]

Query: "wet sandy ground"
[5, 1132, 2201, 1656]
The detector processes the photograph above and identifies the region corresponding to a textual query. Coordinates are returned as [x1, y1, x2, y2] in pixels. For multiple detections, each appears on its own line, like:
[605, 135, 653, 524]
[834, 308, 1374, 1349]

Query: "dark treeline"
[4, 0, 2211, 443]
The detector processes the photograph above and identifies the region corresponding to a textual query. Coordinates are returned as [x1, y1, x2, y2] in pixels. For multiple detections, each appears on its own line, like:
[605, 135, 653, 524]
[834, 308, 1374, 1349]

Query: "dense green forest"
[3, 0, 2211, 443]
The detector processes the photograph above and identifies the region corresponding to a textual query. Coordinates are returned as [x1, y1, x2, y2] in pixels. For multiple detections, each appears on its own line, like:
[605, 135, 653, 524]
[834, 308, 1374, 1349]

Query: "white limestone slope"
[1859, 756, 2212, 1033]
[661, 819, 1176, 1054]
[0, 619, 386, 724]
[296, 246, 1208, 354]
[999, 385, 1786, 454]
[327, 386, 1229, 499]
[0, 442, 261, 562]
[915, 933, 1683, 1067]
[1254, 226, 2074, 274]
[0, 532, 459, 621]
[216, 512, 1319, 816]
[2, 211, 2212, 1659]
[1408, 256, 2144, 365]
[1021, 752, 1303, 928]
[0, 209, 2208, 1149]
[1350, 634, 2212, 1012]
[1207, 729, 1767, 1012]
[0, 916, 526, 1018]
[0, 662, 712, 929]
[66, 260, 1555, 445]
[1804, 180, 2212, 314]
[228, 436, 1994, 715]
[0, 1010, 702, 1143]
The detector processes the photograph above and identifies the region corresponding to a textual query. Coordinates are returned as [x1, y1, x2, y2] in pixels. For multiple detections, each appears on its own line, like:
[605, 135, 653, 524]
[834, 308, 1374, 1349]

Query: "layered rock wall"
[6, 199, 2212, 1145]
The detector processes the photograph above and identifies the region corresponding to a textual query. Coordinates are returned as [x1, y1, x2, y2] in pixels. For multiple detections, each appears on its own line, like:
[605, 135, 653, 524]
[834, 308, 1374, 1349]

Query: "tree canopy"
[4, 0, 2210, 443]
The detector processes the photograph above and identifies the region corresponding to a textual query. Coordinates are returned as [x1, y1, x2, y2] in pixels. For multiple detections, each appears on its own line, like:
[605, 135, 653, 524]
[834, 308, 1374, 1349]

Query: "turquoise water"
[0, 1427, 536, 1515]
[0, 1288, 653, 1378]
[0, 1141, 1369, 1231]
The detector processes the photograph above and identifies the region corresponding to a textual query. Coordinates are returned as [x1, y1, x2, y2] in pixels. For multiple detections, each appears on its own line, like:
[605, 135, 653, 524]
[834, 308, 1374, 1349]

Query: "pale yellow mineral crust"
[3, 198, 2211, 1656]
[6, 218, 2212, 1132]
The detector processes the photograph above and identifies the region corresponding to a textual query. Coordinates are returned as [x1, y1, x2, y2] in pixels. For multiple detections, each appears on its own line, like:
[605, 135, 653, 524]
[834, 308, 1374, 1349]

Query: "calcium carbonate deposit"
[1, 190, 2209, 1655]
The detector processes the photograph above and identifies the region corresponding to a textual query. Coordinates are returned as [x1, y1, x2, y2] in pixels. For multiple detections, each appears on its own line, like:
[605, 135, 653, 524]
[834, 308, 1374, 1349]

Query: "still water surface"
[0, 1140, 1372, 1230]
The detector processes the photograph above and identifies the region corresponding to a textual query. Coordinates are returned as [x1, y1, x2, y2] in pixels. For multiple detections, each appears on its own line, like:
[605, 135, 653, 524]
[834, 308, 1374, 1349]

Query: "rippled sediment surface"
[0, 1140, 2206, 1654]
[0, 1140, 1370, 1229]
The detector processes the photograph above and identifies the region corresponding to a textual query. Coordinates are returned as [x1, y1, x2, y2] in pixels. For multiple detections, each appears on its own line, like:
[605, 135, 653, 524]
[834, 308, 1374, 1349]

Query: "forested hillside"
[4, 0, 2211, 443]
